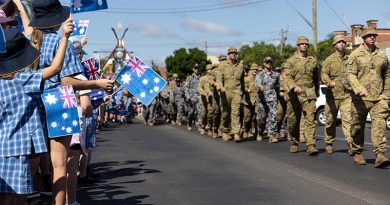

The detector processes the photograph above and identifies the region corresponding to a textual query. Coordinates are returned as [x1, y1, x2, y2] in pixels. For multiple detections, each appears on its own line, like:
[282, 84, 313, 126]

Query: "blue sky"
[61, 0, 390, 66]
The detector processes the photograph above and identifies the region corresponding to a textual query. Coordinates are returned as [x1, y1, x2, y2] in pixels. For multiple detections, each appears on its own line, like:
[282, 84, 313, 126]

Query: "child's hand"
[62, 17, 74, 38]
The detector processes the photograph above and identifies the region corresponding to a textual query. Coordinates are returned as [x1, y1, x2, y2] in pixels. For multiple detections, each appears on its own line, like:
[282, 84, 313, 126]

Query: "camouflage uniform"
[284, 50, 319, 148]
[144, 98, 157, 125]
[242, 64, 258, 138]
[346, 44, 390, 156]
[321, 49, 352, 147]
[167, 81, 177, 123]
[185, 73, 200, 128]
[216, 51, 244, 140]
[275, 67, 287, 139]
[255, 67, 280, 141]
[173, 83, 186, 125]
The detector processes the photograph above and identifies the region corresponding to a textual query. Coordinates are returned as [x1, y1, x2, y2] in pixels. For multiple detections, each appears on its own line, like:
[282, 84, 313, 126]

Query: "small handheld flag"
[41, 86, 80, 138]
[82, 57, 100, 80]
[71, 19, 89, 37]
[71, 0, 108, 14]
[90, 89, 105, 109]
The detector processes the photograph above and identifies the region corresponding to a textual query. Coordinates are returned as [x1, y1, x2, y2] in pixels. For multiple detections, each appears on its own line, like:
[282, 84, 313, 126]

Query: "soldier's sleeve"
[283, 59, 298, 92]
[198, 77, 205, 96]
[346, 54, 365, 94]
[321, 57, 332, 86]
[313, 58, 320, 97]
[254, 72, 262, 88]
[184, 76, 190, 98]
[382, 58, 390, 98]
[216, 65, 224, 90]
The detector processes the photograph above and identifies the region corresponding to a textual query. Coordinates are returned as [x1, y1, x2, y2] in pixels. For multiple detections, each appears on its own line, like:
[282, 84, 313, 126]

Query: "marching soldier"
[255, 57, 280, 143]
[167, 74, 178, 124]
[284, 36, 320, 155]
[242, 63, 259, 139]
[198, 64, 214, 135]
[346, 27, 390, 168]
[321, 35, 353, 155]
[275, 64, 287, 140]
[216, 47, 244, 142]
[173, 78, 186, 126]
[185, 64, 201, 131]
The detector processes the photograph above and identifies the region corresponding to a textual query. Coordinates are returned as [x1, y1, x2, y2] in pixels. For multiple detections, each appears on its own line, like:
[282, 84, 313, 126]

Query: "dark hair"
[3, 1, 18, 17]
[30, 28, 44, 70]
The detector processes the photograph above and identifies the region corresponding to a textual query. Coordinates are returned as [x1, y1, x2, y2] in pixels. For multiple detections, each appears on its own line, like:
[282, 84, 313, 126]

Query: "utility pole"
[205, 41, 208, 55]
[312, 0, 318, 52]
[279, 25, 289, 55]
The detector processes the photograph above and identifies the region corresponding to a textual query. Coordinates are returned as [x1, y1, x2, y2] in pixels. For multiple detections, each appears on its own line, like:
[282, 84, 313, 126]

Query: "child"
[0, 19, 72, 204]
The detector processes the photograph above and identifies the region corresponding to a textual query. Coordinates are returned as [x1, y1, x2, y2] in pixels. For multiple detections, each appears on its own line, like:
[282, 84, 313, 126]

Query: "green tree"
[165, 47, 207, 79]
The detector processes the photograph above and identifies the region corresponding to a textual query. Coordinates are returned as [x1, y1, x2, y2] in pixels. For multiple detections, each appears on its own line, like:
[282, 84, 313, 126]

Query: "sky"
[60, 0, 390, 66]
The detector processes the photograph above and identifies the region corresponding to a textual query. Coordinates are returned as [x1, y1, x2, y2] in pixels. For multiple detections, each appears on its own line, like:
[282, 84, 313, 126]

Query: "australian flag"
[0, 27, 5, 53]
[41, 86, 80, 138]
[116, 55, 167, 106]
[82, 57, 100, 80]
[71, 0, 108, 14]
[90, 89, 105, 109]
[71, 19, 89, 37]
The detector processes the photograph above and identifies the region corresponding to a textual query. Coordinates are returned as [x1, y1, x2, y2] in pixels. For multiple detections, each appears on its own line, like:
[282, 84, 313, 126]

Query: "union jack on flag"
[116, 55, 167, 106]
[71, 19, 89, 37]
[82, 58, 100, 80]
[41, 85, 80, 138]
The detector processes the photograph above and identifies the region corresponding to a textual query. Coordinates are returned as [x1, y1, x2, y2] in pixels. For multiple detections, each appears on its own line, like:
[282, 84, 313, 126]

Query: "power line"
[323, 0, 350, 30]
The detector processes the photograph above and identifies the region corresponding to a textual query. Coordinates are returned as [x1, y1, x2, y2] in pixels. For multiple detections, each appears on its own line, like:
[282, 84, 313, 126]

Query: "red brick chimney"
[367, 20, 378, 29]
[351, 24, 364, 46]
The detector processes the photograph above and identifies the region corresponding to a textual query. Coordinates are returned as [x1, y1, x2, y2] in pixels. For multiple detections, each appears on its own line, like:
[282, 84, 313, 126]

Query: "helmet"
[296, 36, 309, 45]
[361, 27, 378, 38]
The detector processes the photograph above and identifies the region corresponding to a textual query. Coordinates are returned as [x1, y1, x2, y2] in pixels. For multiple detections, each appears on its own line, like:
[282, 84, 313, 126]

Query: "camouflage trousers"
[276, 96, 287, 134]
[187, 97, 200, 126]
[220, 91, 241, 134]
[258, 100, 277, 136]
[243, 103, 257, 133]
[208, 95, 221, 132]
[176, 99, 186, 123]
[350, 98, 388, 155]
[144, 100, 157, 123]
[286, 98, 316, 146]
[324, 97, 352, 145]
[200, 96, 208, 129]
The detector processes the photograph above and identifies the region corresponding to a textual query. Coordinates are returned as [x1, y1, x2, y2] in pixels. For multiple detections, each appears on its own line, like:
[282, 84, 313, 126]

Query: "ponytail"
[30, 28, 43, 70]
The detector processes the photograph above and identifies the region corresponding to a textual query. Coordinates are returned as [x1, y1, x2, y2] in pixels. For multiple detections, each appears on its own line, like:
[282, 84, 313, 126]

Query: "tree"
[165, 47, 208, 79]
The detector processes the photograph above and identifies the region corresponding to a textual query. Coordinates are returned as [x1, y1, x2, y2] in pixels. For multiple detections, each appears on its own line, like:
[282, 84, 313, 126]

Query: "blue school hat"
[29, 0, 69, 28]
[0, 28, 40, 75]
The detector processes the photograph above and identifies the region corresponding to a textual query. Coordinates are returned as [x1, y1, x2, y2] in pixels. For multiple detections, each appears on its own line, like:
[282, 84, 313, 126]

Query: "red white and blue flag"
[116, 55, 167, 106]
[82, 57, 100, 80]
[71, 19, 89, 37]
[41, 85, 80, 138]
[71, 0, 108, 14]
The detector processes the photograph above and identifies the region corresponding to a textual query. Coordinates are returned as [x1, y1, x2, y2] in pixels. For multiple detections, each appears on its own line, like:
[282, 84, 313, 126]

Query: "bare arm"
[42, 18, 73, 81]
[61, 77, 114, 91]
[13, 0, 33, 36]
[80, 93, 93, 117]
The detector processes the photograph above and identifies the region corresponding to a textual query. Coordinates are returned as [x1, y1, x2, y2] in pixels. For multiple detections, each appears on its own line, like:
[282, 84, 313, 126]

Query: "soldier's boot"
[256, 134, 263, 142]
[187, 126, 192, 131]
[374, 153, 390, 168]
[290, 144, 298, 153]
[278, 131, 286, 140]
[165, 118, 170, 123]
[222, 133, 230, 142]
[205, 125, 211, 130]
[199, 128, 206, 135]
[299, 136, 306, 143]
[218, 130, 223, 138]
[347, 143, 353, 156]
[234, 134, 241, 143]
[353, 154, 366, 165]
[171, 120, 176, 125]
[306, 145, 319, 156]
[212, 131, 219, 139]
[207, 130, 213, 137]
[269, 136, 279, 143]
[325, 144, 333, 154]
[177, 121, 182, 126]
[242, 132, 249, 139]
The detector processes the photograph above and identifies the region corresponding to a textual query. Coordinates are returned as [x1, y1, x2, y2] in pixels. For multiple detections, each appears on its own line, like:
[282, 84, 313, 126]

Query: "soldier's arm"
[275, 74, 280, 93]
[346, 55, 365, 95]
[184, 77, 190, 98]
[382, 58, 390, 98]
[198, 77, 206, 96]
[321, 58, 332, 86]
[313, 58, 320, 97]
[216, 66, 224, 90]
[283, 60, 298, 92]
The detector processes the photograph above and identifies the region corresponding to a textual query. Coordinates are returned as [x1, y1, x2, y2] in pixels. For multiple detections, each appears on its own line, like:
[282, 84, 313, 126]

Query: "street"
[77, 121, 390, 205]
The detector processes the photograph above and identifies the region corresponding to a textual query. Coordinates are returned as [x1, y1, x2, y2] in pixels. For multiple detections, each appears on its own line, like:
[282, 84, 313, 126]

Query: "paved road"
[78, 121, 390, 205]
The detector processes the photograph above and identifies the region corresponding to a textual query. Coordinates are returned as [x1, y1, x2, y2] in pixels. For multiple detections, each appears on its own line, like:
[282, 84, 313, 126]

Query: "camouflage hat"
[172, 73, 179, 78]
[296, 36, 309, 45]
[361, 27, 378, 38]
[227, 47, 238, 54]
[263, 56, 273, 63]
[206, 64, 213, 70]
[333, 35, 346, 46]
[218, 54, 227, 61]
[212, 63, 219, 68]
[250, 63, 259, 70]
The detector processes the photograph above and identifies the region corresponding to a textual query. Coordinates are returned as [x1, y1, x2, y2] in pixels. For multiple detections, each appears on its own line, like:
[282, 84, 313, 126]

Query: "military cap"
[219, 54, 227, 61]
[193, 63, 199, 69]
[250, 63, 259, 70]
[333, 35, 346, 46]
[172, 73, 179, 78]
[212, 63, 219, 68]
[206, 64, 213, 70]
[361, 27, 378, 38]
[227, 47, 238, 54]
[296, 36, 309, 45]
[263, 56, 273, 63]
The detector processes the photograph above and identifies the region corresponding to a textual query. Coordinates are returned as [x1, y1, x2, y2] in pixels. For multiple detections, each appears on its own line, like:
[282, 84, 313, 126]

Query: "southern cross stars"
[45, 93, 58, 105]
[121, 73, 131, 84]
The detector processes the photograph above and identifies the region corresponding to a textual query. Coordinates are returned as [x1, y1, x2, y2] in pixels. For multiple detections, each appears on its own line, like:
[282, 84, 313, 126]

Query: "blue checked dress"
[0, 69, 46, 194]
[38, 32, 84, 138]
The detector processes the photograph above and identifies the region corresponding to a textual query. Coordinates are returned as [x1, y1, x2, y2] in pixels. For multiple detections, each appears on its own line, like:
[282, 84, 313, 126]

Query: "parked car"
[315, 85, 390, 130]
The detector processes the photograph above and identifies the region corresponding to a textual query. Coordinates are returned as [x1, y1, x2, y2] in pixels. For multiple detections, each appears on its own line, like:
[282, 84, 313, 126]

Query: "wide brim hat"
[332, 35, 346, 46]
[227, 47, 238, 54]
[0, 28, 40, 75]
[296, 36, 309, 45]
[29, 0, 69, 28]
[361, 27, 378, 38]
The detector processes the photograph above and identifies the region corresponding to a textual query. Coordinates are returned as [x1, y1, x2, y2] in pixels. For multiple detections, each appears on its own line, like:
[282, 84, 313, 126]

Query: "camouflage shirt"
[255, 69, 280, 102]
[173, 86, 185, 103]
[184, 73, 200, 100]
[198, 74, 215, 97]
[346, 44, 390, 101]
[284, 52, 319, 102]
[216, 60, 244, 94]
[321, 52, 349, 100]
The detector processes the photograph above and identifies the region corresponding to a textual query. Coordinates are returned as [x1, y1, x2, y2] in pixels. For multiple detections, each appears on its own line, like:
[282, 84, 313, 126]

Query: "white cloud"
[131, 22, 173, 37]
[182, 19, 242, 36]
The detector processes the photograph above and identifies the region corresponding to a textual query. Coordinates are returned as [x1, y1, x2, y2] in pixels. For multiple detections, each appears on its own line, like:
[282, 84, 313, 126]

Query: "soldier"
[144, 98, 157, 126]
[284, 36, 319, 155]
[198, 64, 213, 135]
[214, 55, 227, 137]
[167, 74, 178, 124]
[275, 64, 287, 140]
[346, 27, 390, 168]
[173, 79, 186, 126]
[255, 57, 280, 143]
[216, 47, 244, 142]
[242, 63, 259, 139]
[185, 64, 201, 131]
[321, 35, 353, 155]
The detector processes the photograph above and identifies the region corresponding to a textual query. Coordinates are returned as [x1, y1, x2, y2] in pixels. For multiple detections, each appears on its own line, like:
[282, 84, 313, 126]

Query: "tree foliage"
[165, 48, 208, 79]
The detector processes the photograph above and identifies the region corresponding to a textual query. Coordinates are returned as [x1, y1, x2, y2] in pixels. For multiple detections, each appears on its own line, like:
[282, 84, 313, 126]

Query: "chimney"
[367, 20, 378, 29]
[351, 24, 363, 46]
